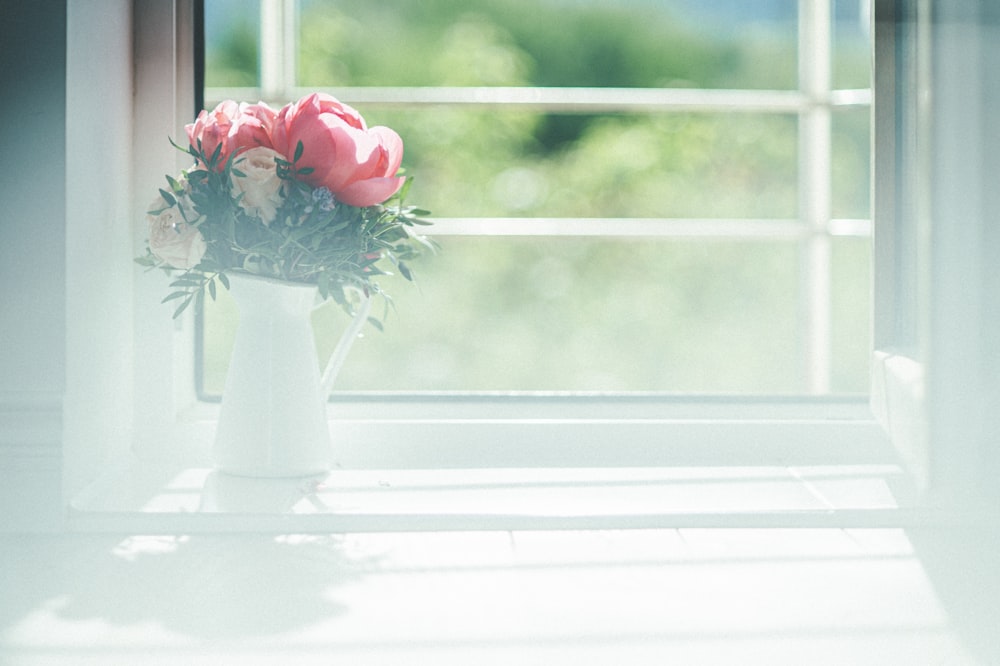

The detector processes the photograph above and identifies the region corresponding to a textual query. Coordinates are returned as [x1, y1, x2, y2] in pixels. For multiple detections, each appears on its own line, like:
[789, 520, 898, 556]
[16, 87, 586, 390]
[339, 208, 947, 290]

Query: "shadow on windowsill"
[0, 533, 373, 643]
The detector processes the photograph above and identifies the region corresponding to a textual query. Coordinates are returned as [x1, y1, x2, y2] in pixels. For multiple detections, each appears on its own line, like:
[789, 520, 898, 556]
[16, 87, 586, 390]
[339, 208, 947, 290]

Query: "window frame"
[152, 1, 881, 459]
[869, 0, 930, 494]
[869, 0, 1000, 509]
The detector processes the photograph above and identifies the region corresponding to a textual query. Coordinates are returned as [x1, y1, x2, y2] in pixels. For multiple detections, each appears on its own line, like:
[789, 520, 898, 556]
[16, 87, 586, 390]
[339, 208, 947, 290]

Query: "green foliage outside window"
[203, 0, 871, 394]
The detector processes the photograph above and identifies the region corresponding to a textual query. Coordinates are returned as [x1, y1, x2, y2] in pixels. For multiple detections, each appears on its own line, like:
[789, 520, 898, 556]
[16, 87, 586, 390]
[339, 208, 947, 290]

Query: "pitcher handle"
[318, 290, 372, 402]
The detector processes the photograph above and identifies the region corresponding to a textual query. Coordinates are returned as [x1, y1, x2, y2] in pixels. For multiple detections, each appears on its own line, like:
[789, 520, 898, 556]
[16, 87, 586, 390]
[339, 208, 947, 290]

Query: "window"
[16, 0, 989, 535]
[59, 0, 936, 532]
[199, 0, 873, 397]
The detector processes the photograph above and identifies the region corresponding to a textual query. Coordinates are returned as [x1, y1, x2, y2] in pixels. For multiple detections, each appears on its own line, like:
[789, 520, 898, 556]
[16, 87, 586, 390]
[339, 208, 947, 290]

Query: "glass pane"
[205, 0, 260, 87]
[832, 0, 871, 89]
[830, 236, 871, 393]
[831, 107, 870, 220]
[297, 0, 799, 90]
[203, 238, 804, 393]
[369, 109, 799, 220]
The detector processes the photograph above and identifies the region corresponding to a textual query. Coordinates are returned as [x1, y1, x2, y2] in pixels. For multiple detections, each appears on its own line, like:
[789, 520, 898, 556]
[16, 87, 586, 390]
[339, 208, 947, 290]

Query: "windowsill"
[70, 460, 917, 532]
[67, 396, 925, 532]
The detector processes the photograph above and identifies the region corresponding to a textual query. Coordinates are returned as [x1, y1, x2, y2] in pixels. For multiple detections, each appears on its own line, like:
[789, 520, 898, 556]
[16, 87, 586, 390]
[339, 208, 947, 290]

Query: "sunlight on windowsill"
[71, 459, 915, 532]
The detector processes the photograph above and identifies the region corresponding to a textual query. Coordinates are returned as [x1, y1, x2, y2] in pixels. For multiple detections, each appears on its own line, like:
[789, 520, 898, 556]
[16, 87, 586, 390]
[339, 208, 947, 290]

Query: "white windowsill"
[70, 461, 916, 533]
[67, 395, 929, 533]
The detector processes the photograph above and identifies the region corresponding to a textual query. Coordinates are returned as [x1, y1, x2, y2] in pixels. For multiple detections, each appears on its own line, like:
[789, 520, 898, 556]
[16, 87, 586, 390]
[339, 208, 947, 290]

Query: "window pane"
[297, 0, 799, 90]
[830, 236, 871, 393]
[371, 109, 799, 220]
[832, 0, 871, 89]
[205, 0, 260, 87]
[831, 107, 870, 220]
[203, 238, 805, 393]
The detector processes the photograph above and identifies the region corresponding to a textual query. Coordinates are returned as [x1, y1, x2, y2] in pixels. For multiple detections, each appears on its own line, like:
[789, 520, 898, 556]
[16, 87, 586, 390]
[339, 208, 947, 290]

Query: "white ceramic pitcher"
[212, 271, 371, 477]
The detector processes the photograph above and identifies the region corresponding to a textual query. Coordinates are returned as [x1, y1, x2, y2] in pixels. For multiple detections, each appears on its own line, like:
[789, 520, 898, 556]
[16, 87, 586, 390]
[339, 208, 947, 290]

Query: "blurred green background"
[202, 0, 871, 394]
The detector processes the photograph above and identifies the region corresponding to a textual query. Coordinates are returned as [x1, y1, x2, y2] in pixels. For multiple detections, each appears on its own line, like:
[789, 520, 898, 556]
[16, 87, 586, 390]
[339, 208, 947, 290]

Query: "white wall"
[63, 1, 136, 504]
[0, 2, 67, 396]
[0, 0, 136, 531]
[922, 4, 1000, 505]
[0, 0, 69, 530]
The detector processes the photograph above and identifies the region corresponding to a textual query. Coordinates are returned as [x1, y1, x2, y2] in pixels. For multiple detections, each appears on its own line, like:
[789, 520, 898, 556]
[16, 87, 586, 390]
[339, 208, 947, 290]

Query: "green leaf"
[294, 140, 304, 162]
[396, 176, 413, 203]
[208, 278, 217, 300]
[296, 166, 315, 176]
[317, 271, 331, 299]
[169, 274, 206, 287]
[210, 142, 223, 166]
[217, 272, 230, 290]
[366, 317, 384, 332]
[160, 291, 188, 303]
[323, 219, 350, 234]
[158, 188, 177, 207]
[172, 296, 193, 319]
[169, 135, 192, 155]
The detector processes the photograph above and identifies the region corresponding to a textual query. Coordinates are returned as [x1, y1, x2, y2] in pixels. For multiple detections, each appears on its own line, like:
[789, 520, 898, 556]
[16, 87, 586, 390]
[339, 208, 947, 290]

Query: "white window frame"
[15, 0, 987, 533]
[190, 1, 879, 427]
[869, 0, 1000, 510]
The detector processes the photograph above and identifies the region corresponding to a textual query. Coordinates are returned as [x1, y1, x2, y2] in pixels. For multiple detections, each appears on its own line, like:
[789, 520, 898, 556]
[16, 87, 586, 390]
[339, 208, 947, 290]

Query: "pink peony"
[269, 93, 405, 207]
[186, 101, 277, 168]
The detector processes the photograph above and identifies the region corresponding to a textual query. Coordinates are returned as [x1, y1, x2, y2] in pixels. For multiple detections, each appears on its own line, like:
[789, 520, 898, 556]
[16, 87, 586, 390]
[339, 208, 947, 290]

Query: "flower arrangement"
[137, 92, 433, 321]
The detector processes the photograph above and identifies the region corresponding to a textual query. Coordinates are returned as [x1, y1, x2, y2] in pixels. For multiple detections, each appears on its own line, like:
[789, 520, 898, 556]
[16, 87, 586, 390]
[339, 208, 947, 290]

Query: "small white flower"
[146, 190, 206, 269]
[231, 146, 286, 224]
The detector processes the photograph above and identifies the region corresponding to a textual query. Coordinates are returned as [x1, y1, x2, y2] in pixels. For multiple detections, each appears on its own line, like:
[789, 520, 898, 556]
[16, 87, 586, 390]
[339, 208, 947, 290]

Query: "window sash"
[202, 0, 871, 396]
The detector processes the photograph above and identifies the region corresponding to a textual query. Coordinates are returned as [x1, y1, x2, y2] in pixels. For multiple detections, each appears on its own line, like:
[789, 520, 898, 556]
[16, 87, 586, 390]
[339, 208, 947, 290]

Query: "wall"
[0, 0, 69, 530]
[0, 0, 136, 531]
[63, 1, 136, 504]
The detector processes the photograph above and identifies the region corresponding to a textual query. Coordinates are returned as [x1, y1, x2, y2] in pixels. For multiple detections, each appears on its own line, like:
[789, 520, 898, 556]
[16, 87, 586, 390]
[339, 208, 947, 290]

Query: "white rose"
[231, 146, 285, 224]
[146, 193, 206, 269]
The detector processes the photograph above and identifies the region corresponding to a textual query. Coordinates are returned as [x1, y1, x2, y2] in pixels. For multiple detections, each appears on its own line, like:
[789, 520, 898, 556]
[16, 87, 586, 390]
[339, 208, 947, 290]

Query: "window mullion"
[259, 0, 296, 101]
[205, 84, 870, 115]
[799, 0, 834, 394]
[421, 217, 870, 238]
